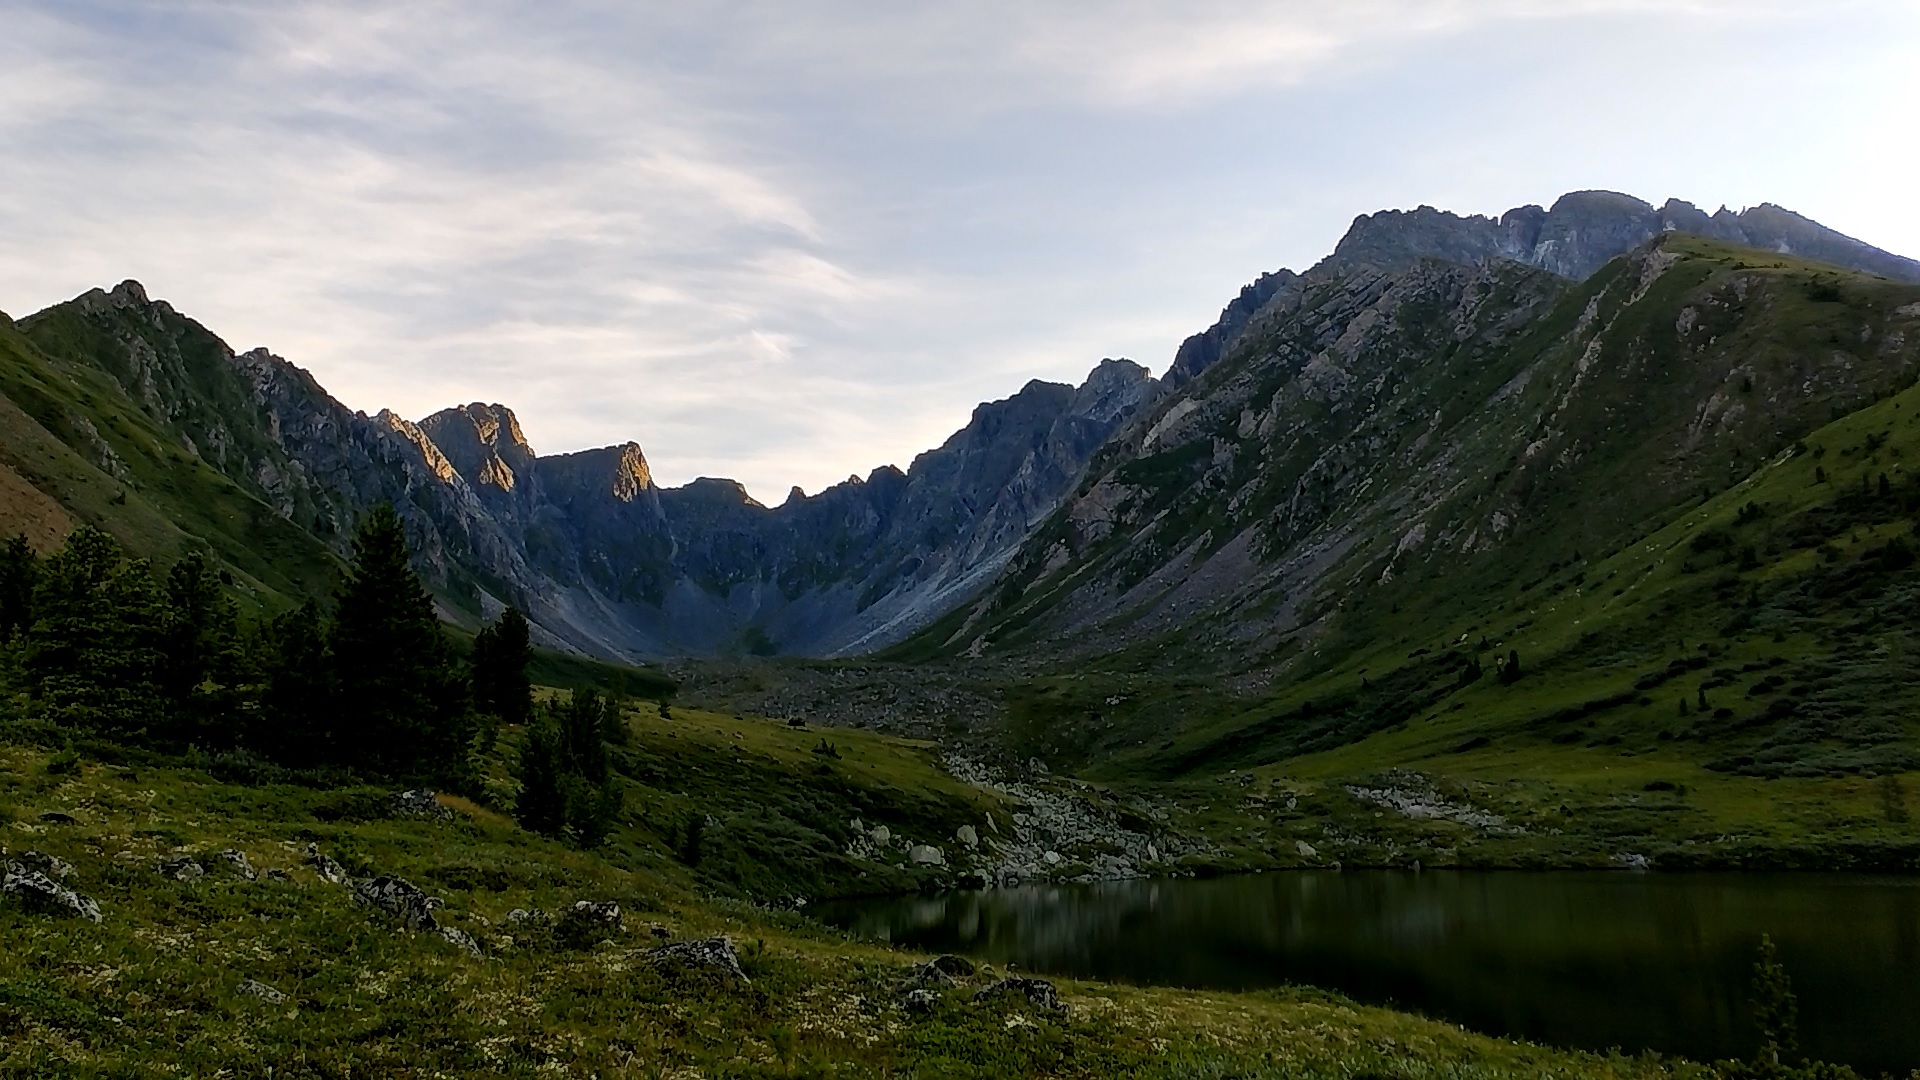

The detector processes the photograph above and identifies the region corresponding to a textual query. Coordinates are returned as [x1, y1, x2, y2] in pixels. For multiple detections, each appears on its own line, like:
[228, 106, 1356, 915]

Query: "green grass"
[0, 737, 1722, 1078]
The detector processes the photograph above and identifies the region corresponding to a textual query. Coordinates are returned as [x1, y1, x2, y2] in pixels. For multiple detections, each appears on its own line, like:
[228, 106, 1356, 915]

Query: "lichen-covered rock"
[902, 987, 939, 1013]
[351, 875, 441, 931]
[302, 843, 350, 885]
[439, 926, 483, 956]
[909, 962, 956, 988]
[14, 851, 73, 881]
[645, 936, 749, 983]
[216, 849, 257, 880]
[506, 907, 547, 926]
[928, 954, 976, 978]
[565, 900, 621, 926]
[394, 789, 454, 821]
[553, 900, 622, 947]
[238, 978, 286, 1005]
[955, 825, 979, 849]
[974, 976, 1060, 1012]
[908, 844, 946, 866]
[3, 862, 103, 922]
[160, 856, 205, 882]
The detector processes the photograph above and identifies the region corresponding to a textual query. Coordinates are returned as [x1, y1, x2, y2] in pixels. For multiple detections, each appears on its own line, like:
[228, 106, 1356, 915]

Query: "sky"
[1, 2, 1916, 502]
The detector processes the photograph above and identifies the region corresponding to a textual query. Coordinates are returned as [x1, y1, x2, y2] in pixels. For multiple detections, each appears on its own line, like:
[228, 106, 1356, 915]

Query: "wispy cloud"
[0, 1, 1913, 499]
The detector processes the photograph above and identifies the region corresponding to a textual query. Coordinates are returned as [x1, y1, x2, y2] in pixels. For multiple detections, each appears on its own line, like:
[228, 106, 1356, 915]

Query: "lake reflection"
[815, 872, 1920, 1073]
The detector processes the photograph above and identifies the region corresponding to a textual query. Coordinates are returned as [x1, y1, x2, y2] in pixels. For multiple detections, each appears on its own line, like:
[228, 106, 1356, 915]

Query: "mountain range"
[2, 189, 1917, 677]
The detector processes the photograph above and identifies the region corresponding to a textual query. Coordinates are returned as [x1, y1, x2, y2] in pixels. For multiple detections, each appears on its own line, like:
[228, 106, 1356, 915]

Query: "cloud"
[0, 1, 1914, 501]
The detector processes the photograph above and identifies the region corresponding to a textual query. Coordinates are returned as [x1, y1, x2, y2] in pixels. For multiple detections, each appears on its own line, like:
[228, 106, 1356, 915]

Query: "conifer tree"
[514, 716, 568, 837]
[329, 505, 469, 782]
[0, 533, 35, 639]
[25, 527, 165, 739]
[1750, 934, 1799, 1070]
[512, 688, 621, 844]
[472, 607, 533, 728]
[157, 551, 243, 749]
[256, 601, 334, 766]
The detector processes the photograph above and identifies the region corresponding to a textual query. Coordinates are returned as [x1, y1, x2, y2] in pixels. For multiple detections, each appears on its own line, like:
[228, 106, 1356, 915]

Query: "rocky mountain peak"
[1071, 357, 1157, 423]
[73, 279, 171, 319]
[675, 476, 762, 507]
[1328, 190, 1920, 283]
[419, 403, 536, 495]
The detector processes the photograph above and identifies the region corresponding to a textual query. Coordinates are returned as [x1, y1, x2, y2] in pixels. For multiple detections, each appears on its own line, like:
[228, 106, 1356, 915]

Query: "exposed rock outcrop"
[3, 860, 102, 922]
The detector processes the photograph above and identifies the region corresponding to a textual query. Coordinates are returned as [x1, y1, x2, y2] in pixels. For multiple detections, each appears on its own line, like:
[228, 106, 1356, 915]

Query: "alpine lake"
[816, 871, 1920, 1074]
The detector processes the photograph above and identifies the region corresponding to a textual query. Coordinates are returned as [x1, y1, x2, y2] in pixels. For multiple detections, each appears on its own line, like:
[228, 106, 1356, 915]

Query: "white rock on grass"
[2, 862, 103, 922]
[238, 979, 286, 1005]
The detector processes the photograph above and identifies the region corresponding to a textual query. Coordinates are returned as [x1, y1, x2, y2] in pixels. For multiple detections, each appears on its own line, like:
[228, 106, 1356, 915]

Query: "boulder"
[909, 962, 956, 988]
[869, 825, 891, 846]
[14, 851, 73, 881]
[439, 926, 483, 957]
[645, 935, 749, 983]
[908, 844, 946, 867]
[566, 900, 622, 926]
[974, 976, 1060, 1012]
[928, 954, 976, 978]
[394, 789, 454, 821]
[902, 988, 939, 1013]
[955, 825, 979, 849]
[555, 901, 622, 948]
[216, 849, 258, 880]
[1294, 840, 1318, 859]
[352, 875, 441, 931]
[159, 856, 206, 882]
[2, 862, 102, 922]
[238, 978, 286, 1005]
[302, 843, 350, 885]
[506, 907, 547, 926]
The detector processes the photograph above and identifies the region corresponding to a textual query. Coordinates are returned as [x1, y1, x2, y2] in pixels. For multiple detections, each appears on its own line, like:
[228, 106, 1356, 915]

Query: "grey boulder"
[974, 976, 1061, 1012]
[2, 862, 102, 923]
[216, 849, 258, 880]
[645, 936, 749, 983]
[352, 874, 442, 931]
[238, 978, 287, 1005]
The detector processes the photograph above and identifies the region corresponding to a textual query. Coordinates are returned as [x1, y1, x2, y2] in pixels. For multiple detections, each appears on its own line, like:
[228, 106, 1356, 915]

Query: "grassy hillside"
[0, 310, 340, 608]
[1, 733, 1719, 1078]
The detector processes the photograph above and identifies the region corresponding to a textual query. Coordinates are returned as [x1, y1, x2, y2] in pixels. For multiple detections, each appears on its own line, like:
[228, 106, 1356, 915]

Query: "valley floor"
[3, 738, 1728, 1079]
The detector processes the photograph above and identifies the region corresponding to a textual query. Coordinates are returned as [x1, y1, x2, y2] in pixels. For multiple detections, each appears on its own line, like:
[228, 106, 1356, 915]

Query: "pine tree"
[156, 551, 244, 749]
[472, 607, 533, 728]
[255, 601, 334, 767]
[1742, 933, 1801, 1078]
[25, 526, 164, 739]
[512, 689, 622, 845]
[329, 505, 469, 782]
[514, 715, 568, 837]
[0, 534, 35, 639]
[1498, 648, 1522, 685]
[556, 688, 621, 845]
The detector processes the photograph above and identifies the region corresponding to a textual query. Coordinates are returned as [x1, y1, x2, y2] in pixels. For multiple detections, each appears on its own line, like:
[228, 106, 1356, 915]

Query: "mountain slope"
[911, 233, 1920, 782]
[0, 285, 1156, 657]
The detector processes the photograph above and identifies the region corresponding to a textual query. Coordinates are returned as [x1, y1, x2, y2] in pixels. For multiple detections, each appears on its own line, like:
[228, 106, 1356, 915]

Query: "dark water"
[815, 871, 1920, 1073]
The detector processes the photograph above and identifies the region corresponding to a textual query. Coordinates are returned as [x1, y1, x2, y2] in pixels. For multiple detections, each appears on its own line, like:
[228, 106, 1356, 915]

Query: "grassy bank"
[2, 740, 1722, 1078]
